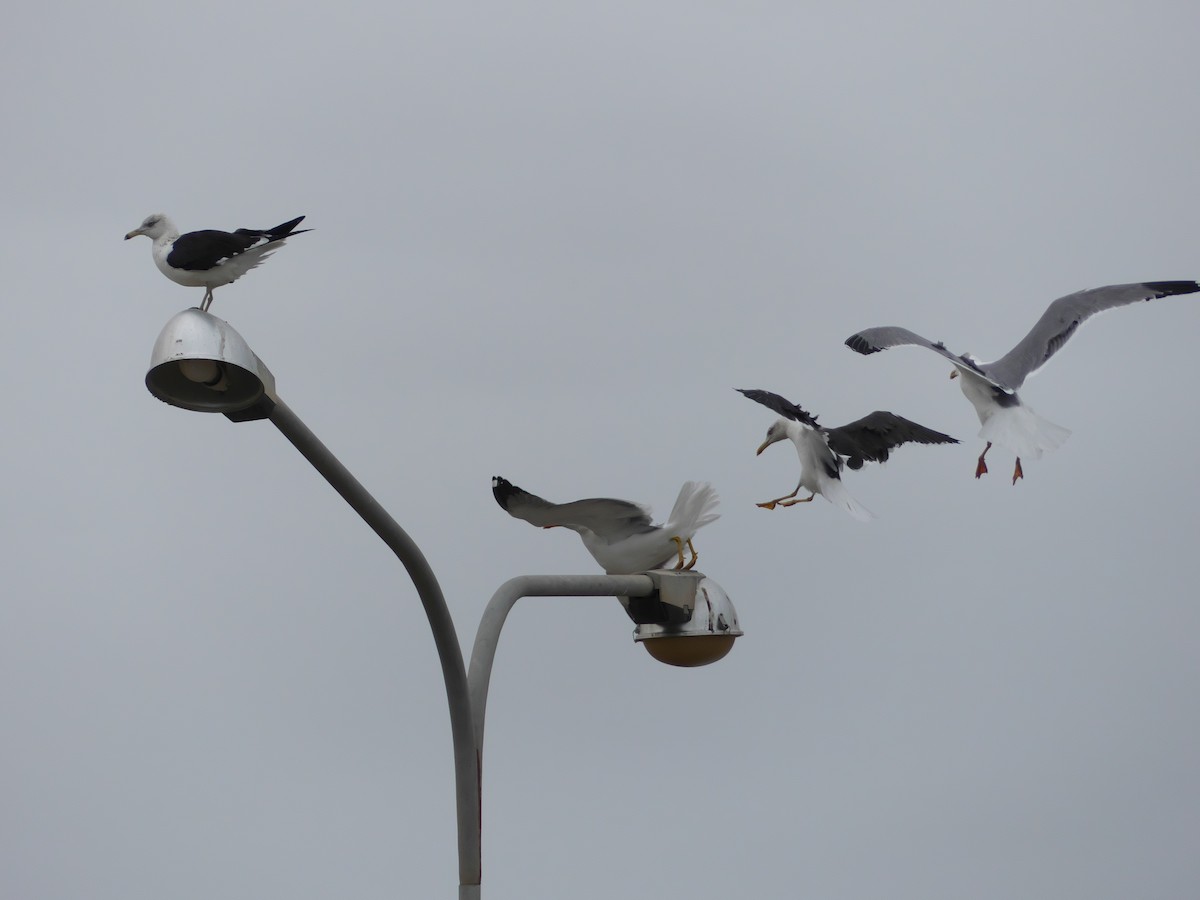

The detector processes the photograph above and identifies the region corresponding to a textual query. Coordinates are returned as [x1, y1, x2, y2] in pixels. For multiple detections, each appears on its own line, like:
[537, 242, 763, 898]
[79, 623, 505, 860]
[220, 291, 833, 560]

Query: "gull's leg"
[683, 538, 699, 571]
[200, 288, 214, 312]
[756, 485, 802, 510]
[670, 535, 686, 569]
[778, 493, 816, 507]
[975, 441, 992, 479]
[1012, 457, 1024, 485]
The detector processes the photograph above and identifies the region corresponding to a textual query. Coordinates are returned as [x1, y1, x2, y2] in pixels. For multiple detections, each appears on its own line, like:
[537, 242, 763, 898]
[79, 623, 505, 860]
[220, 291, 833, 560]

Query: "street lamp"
[145, 308, 743, 898]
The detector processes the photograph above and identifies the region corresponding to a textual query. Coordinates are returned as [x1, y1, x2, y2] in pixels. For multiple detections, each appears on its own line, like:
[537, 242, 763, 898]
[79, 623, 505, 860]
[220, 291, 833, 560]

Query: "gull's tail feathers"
[821, 476, 875, 522]
[665, 481, 720, 539]
[980, 405, 1071, 461]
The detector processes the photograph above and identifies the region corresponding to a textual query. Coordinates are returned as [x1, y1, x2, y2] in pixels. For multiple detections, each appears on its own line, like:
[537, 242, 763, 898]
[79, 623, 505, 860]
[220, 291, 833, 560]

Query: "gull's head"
[756, 419, 791, 455]
[125, 213, 171, 241]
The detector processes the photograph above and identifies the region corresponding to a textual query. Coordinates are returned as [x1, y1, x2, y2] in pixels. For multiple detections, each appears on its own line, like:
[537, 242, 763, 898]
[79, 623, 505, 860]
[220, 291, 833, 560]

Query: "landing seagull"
[125, 213, 311, 311]
[491, 476, 719, 574]
[738, 388, 959, 521]
[844, 281, 1200, 483]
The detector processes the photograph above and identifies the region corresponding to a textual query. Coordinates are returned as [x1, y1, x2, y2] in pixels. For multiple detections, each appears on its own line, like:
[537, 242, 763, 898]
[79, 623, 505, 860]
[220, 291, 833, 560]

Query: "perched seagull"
[491, 476, 719, 574]
[125, 213, 311, 311]
[844, 281, 1200, 484]
[737, 388, 959, 521]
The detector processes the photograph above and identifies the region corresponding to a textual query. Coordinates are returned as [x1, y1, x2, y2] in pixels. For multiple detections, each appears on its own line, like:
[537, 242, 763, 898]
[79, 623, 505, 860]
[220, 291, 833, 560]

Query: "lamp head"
[145, 309, 277, 421]
[625, 570, 743, 667]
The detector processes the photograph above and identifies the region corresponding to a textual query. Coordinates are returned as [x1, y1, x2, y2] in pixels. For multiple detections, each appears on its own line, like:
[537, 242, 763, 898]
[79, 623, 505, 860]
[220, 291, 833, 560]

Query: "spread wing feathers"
[736, 388, 819, 427]
[166, 216, 312, 271]
[844, 327, 1007, 389]
[825, 412, 959, 470]
[984, 281, 1200, 389]
[491, 476, 656, 538]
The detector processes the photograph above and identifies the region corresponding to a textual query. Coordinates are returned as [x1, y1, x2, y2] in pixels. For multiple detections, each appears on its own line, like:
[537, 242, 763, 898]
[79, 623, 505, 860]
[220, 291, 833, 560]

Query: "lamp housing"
[145, 309, 277, 421]
[626, 570, 743, 667]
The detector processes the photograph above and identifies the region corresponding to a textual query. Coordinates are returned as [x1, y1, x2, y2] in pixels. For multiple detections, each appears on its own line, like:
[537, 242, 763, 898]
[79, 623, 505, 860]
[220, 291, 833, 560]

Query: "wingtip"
[1145, 280, 1200, 298]
[491, 475, 519, 508]
[844, 334, 880, 355]
[271, 215, 311, 238]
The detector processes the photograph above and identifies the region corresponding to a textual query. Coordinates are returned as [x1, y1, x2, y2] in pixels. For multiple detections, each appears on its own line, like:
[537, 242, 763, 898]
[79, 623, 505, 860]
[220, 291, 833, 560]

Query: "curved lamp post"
[145, 308, 743, 898]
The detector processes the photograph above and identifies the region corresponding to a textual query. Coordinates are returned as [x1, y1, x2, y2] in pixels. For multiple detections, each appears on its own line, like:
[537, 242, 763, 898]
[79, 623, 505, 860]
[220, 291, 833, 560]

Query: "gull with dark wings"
[738, 388, 958, 521]
[492, 476, 718, 574]
[844, 281, 1200, 483]
[125, 213, 311, 311]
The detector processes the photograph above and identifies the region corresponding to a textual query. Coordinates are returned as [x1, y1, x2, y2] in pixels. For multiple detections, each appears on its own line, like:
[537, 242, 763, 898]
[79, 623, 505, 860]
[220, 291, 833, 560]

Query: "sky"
[3, 1, 1200, 898]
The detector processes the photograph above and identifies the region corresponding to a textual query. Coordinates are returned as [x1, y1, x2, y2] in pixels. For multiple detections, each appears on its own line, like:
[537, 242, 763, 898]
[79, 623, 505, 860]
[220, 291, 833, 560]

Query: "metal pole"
[266, 400, 664, 898]
[266, 397, 482, 893]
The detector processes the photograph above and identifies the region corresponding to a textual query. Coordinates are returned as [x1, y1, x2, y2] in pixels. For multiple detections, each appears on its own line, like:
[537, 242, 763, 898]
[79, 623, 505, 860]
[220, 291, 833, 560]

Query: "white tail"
[980, 404, 1071, 461]
[822, 476, 875, 522]
[666, 481, 721, 538]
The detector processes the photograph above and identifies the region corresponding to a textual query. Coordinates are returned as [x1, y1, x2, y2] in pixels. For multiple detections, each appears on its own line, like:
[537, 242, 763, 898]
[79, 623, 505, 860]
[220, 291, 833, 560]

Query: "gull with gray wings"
[845, 281, 1200, 483]
[492, 476, 719, 574]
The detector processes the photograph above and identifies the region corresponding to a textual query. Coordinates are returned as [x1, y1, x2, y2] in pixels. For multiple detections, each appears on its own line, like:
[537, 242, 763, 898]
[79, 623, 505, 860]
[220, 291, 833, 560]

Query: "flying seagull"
[492, 476, 719, 574]
[844, 281, 1200, 483]
[737, 388, 959, 521]
[125, 213, 311, 311]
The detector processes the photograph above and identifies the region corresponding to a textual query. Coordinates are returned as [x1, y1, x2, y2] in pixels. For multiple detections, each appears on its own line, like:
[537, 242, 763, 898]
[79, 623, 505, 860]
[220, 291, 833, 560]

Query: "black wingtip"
[845, 334, 880, 355]
[737, 388, 818, 426]
[491, 475, 519, 509]
[1145, 280, 1200, 298]
[271, 215, 310, 238]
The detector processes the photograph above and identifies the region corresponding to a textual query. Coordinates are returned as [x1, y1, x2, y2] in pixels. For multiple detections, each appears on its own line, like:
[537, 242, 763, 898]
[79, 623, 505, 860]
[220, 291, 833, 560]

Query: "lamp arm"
[467, 575, 656, 752]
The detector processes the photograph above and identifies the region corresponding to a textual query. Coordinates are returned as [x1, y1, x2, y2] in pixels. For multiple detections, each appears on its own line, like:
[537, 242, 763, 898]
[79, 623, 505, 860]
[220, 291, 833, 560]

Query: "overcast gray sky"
[4, 1, 1200, 898]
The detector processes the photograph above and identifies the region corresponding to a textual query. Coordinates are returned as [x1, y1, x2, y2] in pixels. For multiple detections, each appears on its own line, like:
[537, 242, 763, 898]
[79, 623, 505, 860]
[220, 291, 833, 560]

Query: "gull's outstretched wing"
[491, 476, 655, 539]
[824, 412, 959, 470]
[844, 326, 1006, 385]
[736, 388, 819, 427]
[983, 281, 1200, 389]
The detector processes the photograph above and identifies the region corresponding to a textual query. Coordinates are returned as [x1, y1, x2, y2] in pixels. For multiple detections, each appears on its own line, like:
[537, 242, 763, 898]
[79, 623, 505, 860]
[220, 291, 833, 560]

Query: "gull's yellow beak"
[755, 441, 770, 456]
[124, 229, 143, 240]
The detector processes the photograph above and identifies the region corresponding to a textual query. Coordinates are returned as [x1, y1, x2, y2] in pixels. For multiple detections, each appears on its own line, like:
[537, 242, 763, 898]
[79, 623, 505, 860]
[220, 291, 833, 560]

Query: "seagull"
[125, 214, 311, 311]
[491, 476, 719, 574]
[844, 281, 1200, 483]
[737, 388, 959, 521]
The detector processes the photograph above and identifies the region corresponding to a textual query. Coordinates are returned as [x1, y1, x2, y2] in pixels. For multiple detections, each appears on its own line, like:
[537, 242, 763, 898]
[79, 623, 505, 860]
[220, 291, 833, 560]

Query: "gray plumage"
[492, 476, 655, 536]
[843, 280, 1200, 482]
[845, 281, 1200, 392]
[491, 476, 719, 573]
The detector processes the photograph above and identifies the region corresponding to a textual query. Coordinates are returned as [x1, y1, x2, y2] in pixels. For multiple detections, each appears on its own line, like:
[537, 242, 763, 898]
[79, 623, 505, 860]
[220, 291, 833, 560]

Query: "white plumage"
[756, 418, 874, 522]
